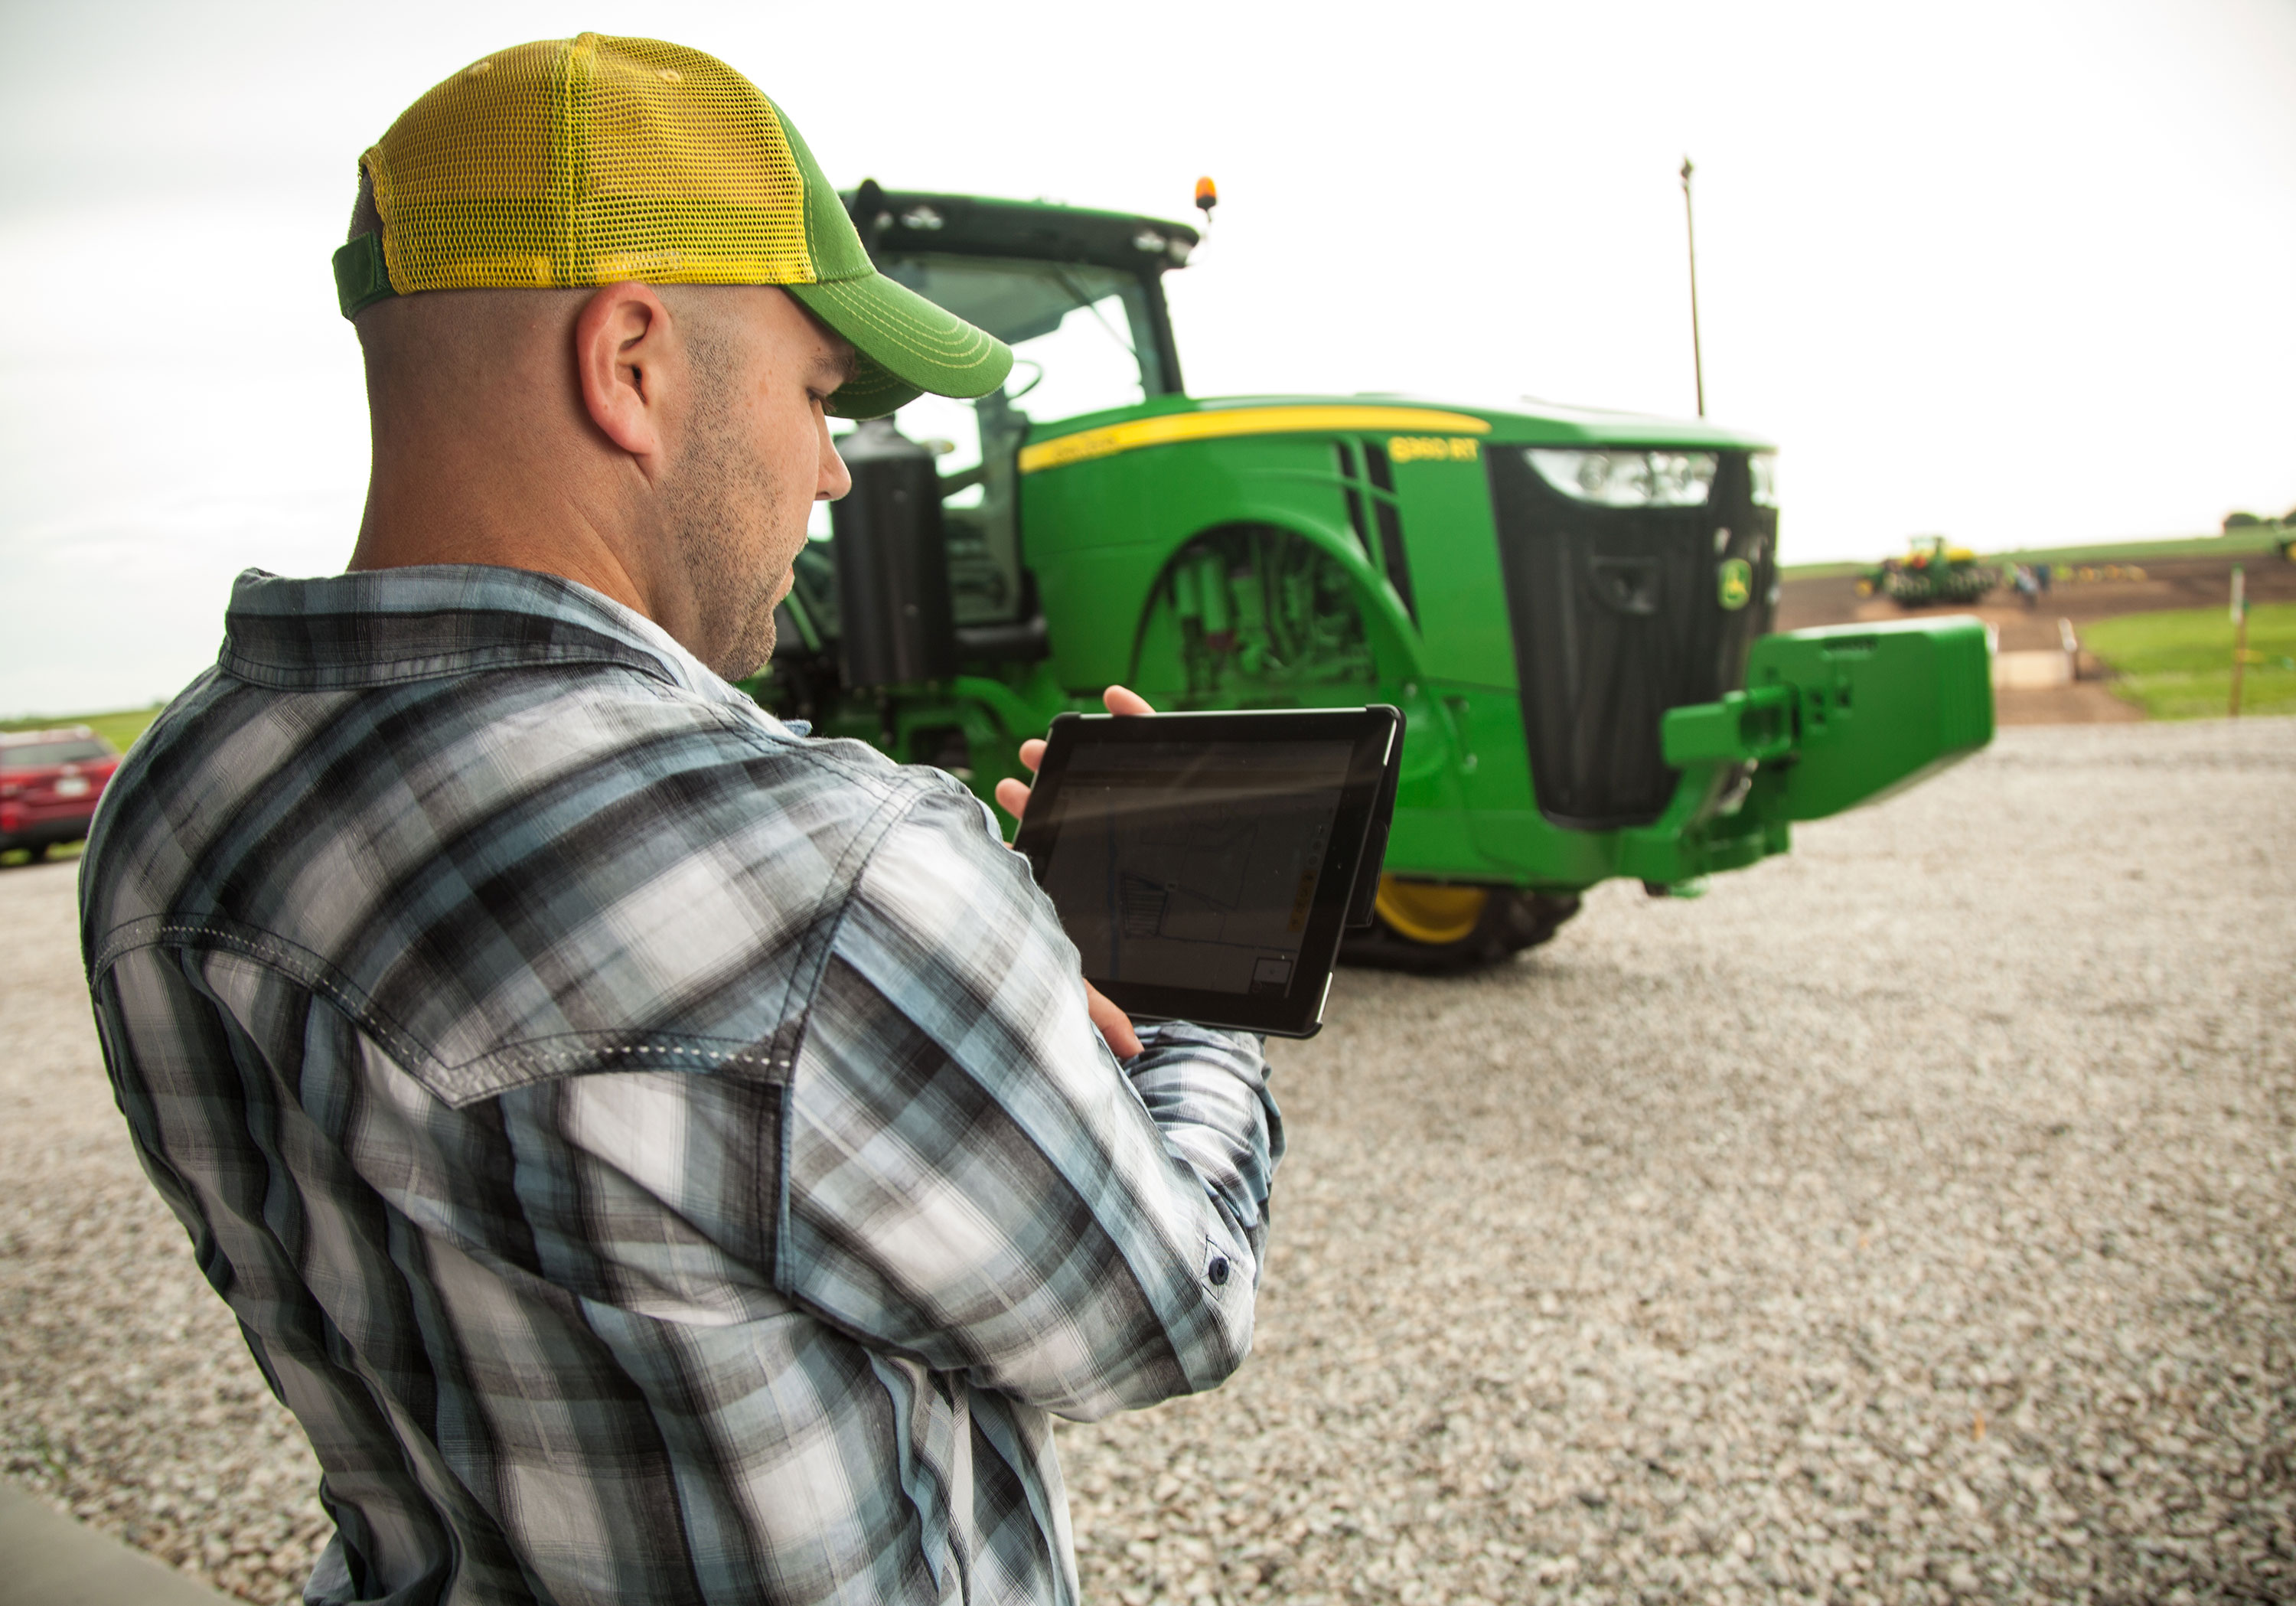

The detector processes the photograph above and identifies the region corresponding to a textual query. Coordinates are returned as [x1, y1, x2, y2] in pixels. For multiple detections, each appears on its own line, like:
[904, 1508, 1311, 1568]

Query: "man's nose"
[818, 436, 853, 502]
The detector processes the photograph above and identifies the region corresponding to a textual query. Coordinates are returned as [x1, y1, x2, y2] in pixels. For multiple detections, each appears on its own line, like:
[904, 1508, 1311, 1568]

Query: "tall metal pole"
[1681, 155, 1706, 418]
[2229, 564, 2249, 717]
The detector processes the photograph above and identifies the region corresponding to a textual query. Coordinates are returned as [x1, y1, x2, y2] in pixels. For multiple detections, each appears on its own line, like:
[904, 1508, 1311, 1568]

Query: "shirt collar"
[217, 565, 771, 716]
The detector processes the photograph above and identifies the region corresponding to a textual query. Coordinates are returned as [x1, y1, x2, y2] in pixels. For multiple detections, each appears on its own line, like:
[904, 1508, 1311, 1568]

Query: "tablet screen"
[1035, 737, 1356, 997]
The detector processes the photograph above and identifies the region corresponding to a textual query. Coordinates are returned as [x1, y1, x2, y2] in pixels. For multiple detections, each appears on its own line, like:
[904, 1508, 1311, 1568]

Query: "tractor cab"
[828, 184, 1194, 632]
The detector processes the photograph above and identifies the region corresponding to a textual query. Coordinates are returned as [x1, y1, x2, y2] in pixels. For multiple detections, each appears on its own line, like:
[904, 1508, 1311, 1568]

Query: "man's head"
[340, 35, 1009, 681]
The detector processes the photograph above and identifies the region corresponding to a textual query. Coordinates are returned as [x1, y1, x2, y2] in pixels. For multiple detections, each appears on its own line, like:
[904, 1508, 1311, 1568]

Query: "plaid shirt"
[80, 566, 1280, 1606]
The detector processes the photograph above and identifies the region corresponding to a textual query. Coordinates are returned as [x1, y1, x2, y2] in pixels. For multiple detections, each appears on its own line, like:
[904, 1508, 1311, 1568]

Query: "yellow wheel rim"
[1372, 877, 1490, 945]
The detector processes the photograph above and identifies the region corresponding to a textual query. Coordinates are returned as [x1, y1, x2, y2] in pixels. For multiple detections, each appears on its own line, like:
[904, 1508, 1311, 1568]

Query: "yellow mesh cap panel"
[347, 32, 1009, 410]
[373, 34, 817, 294]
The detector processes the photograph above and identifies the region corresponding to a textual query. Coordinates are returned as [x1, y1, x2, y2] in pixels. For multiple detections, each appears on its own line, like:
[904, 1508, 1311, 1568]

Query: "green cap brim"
[788, 273, 1013, 420]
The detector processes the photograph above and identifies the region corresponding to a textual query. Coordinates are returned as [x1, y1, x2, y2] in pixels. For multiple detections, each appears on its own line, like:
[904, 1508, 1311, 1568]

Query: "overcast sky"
[4, 0, 2292, 716]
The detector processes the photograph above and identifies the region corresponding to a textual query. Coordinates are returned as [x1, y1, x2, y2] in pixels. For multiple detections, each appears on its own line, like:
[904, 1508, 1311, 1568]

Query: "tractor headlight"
[1527, 449, 1717, 508]
[1750, 451, 1779, 508]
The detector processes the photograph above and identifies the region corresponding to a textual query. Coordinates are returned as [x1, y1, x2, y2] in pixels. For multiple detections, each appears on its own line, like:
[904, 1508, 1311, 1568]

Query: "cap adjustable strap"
[332, 234, 397, 321]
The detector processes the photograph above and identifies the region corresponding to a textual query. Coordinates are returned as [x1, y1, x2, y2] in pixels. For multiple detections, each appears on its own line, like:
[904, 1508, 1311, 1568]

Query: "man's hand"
[996, 685, 1155, 1059]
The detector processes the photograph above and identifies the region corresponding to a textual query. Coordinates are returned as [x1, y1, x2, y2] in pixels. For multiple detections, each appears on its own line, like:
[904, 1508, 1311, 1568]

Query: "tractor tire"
[1339, 878, 1581, 974]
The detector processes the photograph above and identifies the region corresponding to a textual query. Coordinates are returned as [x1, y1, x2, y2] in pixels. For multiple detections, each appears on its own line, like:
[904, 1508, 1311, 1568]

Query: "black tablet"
[1013, 707, 1402, 1039]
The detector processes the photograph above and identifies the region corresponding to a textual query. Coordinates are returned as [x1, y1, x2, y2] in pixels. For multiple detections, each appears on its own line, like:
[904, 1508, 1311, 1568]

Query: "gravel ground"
[0, 856, 331, 1601]
[5, 718, 2293, 1604]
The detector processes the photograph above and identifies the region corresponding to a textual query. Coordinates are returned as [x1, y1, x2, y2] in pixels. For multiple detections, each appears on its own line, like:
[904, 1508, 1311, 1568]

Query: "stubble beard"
[664, 387, 791, 684]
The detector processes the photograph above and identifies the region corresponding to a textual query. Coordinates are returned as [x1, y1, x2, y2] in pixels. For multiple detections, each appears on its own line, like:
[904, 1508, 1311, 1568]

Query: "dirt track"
[6, 716, 2293, 1603]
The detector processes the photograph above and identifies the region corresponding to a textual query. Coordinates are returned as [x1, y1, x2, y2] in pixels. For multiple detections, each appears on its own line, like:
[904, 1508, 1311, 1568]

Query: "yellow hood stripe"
[1016, 405, 1492, 475]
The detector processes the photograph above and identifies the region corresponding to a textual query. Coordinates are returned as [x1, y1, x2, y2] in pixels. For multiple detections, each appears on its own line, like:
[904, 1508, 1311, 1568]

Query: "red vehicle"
[1, 726, 122, 861]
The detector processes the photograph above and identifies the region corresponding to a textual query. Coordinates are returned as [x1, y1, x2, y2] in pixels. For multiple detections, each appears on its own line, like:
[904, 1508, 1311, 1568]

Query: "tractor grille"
[1484, 449, 1777, 828]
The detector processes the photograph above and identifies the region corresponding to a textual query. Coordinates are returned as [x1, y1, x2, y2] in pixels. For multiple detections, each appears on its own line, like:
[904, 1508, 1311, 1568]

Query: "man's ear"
[575, 282, 678, 459]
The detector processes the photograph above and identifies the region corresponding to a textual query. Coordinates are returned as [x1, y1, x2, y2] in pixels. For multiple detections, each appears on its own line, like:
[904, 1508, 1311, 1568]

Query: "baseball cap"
[330, 34, 1010, 419]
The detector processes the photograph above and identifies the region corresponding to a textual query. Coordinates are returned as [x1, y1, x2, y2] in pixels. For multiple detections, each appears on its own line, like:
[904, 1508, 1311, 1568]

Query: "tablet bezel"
[1013, 706, 1402, 1038]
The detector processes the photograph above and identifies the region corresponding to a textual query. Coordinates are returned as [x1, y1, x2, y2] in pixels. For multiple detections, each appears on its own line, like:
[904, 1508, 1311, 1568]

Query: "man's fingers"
[1084, 981, 1143, 1059]
[1002, 709, 1127, 824]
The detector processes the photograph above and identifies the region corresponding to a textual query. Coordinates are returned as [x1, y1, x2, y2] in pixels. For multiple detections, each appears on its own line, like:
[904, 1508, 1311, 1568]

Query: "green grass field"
[0, 705, 166, 751]
[2082, 602, 2296, 720]
[1776, 559, 1872, 580]
[1986, 526, 2291, 569]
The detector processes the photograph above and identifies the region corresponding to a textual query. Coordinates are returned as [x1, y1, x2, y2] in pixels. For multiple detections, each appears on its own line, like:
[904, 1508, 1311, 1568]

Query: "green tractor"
[746, 184, 1994, 969]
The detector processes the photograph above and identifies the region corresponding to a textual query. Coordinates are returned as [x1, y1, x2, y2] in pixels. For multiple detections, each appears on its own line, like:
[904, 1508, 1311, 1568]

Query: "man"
[80, 34, 1279, 1605]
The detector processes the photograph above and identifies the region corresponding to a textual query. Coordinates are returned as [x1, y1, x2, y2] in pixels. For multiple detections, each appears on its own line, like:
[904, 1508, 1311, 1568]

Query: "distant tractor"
[1859, 536, 2001, 608]
[749, 185, 1995, 968]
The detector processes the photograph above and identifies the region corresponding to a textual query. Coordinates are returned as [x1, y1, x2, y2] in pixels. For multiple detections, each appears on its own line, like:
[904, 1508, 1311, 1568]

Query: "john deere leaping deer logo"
[1717, 557, 1753, 610]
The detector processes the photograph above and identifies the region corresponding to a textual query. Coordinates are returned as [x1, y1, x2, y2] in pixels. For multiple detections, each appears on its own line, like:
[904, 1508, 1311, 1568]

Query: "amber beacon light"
[1193, 176, 1218, 219]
